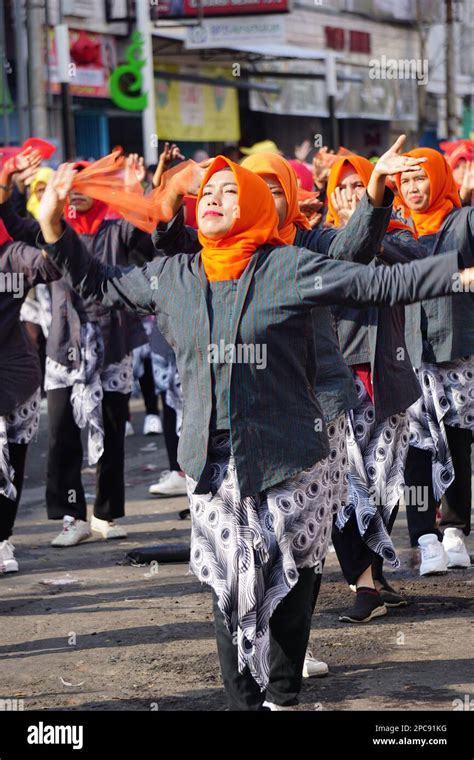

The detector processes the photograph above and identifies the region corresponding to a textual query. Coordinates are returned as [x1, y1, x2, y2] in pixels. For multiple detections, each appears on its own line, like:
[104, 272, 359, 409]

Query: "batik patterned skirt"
[407, 355, 474, 502]
[45, 322, 132, 466]
[186, 432, 335, 690]
[335, 376, 410, 567]
[0, 389, 41, 500]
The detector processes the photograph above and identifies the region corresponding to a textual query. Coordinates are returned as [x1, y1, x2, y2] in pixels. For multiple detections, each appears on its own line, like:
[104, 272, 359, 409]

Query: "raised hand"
[330, 186, 357, 226]
[39, 163, 76, 238]
[125, 153, 146, 188]
[460, 160, 474, 205]
[152, 142, 185, 188]
[373, 135, 426, 178]
[312, 146, 334, 188]
[299, 195, 323, 228]
[294, 139, 312, 163]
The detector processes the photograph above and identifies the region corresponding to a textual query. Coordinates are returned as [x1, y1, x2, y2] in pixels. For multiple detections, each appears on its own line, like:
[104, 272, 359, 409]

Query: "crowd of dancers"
[0, 132, 473, 710]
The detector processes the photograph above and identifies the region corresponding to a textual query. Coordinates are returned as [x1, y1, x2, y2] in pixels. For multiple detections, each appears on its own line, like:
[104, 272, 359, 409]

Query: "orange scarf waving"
[197, 156, 284, 281]
[395, 148, 461, 237]
[326, 154, 415, 235]
[241, 153, 310, 244]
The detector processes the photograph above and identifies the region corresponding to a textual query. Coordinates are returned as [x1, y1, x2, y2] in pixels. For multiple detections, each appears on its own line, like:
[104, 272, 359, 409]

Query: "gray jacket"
[0, 241, 60, 415]
[0, 200, 155, 369]
[415, 207, 474, 363]
[40, 224, 462, 497]
[331, 229, 425, 420]
[152, 191, 396, 422]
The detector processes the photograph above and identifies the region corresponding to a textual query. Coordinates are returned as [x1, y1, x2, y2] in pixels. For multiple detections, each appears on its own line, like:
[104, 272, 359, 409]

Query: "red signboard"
[153, 0, 289, 19]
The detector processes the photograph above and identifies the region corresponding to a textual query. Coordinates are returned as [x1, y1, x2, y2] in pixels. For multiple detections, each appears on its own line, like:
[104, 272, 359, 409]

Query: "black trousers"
[212, 566, 323, 711]
[159, 391, 180, 471]
[46, 387, 129, 521]
[0, 443, 28, 541]
[139, 357, 159, 416]
[405, 425, 472, 546]
[332, 506, 399, 587]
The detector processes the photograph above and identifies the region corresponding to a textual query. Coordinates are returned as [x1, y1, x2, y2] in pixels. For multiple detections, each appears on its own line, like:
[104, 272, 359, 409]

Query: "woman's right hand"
[39, 163, 76, 242]
[330, 186, 357, 226]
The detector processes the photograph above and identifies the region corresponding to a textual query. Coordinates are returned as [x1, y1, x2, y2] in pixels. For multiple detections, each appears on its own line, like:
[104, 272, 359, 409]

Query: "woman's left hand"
[299, 196, 323, 228]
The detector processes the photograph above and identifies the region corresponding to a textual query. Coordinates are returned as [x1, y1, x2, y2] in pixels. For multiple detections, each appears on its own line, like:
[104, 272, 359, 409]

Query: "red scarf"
[65, 160, 110, 235]
[0, 219, 12, 247]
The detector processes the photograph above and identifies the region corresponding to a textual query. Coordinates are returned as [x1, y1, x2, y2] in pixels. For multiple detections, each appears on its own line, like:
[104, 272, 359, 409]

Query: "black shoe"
[339, 588, 387, 623]
[374, 574, 408, 608]
[179, 508, 191, 520]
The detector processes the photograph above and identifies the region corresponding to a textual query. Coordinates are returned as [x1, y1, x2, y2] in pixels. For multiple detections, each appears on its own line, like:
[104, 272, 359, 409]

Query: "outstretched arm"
[0, 148, 42, 245]
[0, 239, 60, 288]
[294, 245, 474, 309]
[38, 163, 163, 315]
[152, 207, 200, 255]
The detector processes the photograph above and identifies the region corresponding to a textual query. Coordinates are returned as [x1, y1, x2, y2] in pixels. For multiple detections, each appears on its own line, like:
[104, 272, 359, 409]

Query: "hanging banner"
[154, 0, 289, 19]
[45, 28, 117, 98]
[155, 64, 240, 141]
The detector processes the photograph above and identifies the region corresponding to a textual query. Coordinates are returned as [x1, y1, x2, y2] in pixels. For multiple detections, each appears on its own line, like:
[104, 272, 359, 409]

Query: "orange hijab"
[241, 153, 310, 244]
[326, 154, 415, 234]
[197, 156, 284, 282]
[395, 148, 461, 237]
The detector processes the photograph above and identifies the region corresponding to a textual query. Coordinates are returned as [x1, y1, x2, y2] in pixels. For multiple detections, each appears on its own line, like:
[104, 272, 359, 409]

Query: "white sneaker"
[125, 421, 135, 437]
[262, 701, 295, 711]
[418, 534, 448, 576]
[302, 651, 329, 678]
[90, 515, 128, 540]
[0, 540, 19, 573]
[442, 527, 471, 569]
[143, 414, 162, 435]
[51, 516, 91, 547]
[148, 470, 187, 497]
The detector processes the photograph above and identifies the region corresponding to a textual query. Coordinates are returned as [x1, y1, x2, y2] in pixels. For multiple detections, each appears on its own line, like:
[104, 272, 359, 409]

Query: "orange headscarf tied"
[326, 154, 415, 235]
[241, 153, 310, 244]
[197, 156, 284, 282]
[394, 148, 461, 237]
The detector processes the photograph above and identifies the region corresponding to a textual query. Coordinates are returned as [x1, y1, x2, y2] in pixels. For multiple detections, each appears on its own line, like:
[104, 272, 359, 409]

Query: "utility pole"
[136, 0, 158, 165]
[445, 0, 458, 139]
[13, 0, 29, 141]
[0, 0, 11, 143]
[57, 0, 76, 159]
[26, 0, 48, 139]
[326, 53, 339, 150]
[415, 0, 427, 144]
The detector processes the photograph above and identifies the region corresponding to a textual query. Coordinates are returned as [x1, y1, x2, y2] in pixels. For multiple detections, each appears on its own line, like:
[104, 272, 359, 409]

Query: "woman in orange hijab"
[395, 148, 474, 575]
[37, 155, 474, 710]
[324, 153, 427, 621]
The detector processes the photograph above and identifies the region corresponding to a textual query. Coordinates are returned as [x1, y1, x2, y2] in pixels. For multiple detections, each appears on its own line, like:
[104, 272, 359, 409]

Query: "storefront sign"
[45, 28, 117, 98]
[110, 32, 147, 111]
[155, 64, 240, 141]
[155, 0, 289, 19]
[185, 14, 285, 48]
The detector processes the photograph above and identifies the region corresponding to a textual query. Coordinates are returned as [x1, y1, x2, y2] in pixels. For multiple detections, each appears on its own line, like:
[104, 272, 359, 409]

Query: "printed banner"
[155, 64, 240, 141]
